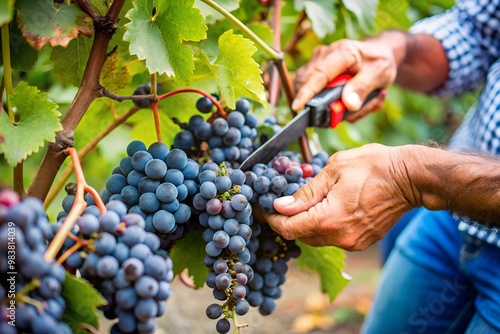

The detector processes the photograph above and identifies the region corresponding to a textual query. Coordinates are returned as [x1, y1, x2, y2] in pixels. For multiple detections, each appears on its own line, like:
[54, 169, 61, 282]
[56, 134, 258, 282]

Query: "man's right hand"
[292, 31, 408, 119]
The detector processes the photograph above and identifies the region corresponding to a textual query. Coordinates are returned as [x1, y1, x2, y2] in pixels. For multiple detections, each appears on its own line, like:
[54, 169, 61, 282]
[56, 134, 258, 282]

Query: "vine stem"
[44, 148, 106, 262]
[1, 23, 13, 122]
[44, 106, 140, 209]
[158, 88, 226, 117]
[200, 0, 280, 60]
[56, 240, 84, 265]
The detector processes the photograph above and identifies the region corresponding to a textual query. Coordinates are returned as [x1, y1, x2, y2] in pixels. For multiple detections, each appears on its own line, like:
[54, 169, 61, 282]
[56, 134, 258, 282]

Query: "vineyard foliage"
[0, 0, 467, 332]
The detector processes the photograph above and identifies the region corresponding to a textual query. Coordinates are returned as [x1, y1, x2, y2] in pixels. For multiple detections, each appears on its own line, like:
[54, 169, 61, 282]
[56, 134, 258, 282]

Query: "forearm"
[370, 30, 449, 93]
[399, 145, 500, 224]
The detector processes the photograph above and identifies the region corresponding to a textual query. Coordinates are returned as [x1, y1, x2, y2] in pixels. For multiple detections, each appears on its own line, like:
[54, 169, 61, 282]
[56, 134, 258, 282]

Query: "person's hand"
[292, 35, 405, 120]
[266, 144, 421, 251]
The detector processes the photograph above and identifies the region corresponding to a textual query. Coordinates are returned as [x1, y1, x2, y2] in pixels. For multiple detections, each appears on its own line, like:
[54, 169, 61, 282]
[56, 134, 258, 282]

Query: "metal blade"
[239, 108, 311, 171]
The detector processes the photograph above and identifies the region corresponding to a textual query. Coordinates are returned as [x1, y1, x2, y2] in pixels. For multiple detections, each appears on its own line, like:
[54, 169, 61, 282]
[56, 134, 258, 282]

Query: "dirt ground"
[155, 245, 382, 334]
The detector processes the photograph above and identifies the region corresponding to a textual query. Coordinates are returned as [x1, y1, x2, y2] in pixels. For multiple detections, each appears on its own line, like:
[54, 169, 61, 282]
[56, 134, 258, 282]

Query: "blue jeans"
[362, 208, 500, 334]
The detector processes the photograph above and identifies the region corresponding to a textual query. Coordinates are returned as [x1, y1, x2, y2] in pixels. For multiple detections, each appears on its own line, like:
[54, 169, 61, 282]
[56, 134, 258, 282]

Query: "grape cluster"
[100, 141, 199, 248]
[0, 189, 71, 334]
[244, 151, 328, 214]
[53, 199, 173, 334]
[174, 98, 259, 168]
[195, 163, 255, 333]
[245, 221, 300, 316]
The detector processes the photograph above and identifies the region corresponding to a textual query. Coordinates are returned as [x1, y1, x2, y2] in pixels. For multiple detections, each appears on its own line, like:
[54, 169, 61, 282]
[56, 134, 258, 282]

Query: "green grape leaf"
[124, 0, 207, 85]
[0, 82, 61, 166]
[50, 36, 93, 87]
[294, 0, 337, 38]
[295, 240, 350, 302]
[16, 0, 92, 50]
[100, 48, 130, 93]
[0, 14, 38, 72]
[194, 0, 240, 24]
[61, 273, 107, 334]
[202, 30, 266, 109]
[0, 0, 15, 25]
[170, 228, 208, 289]
[376, 0, 411, 30]
[342, 0, 379, 32]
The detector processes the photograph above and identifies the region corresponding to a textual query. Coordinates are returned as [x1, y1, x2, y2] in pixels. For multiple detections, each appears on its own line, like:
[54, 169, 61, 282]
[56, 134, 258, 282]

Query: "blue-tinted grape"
[165, 169, 184, 186]
[135, 275, 159, 298]
[155, 182, 178, 203]
[120, 156, 134, 175]
[216, 318, 231, 334]
[223, 218, 239, 236]
[235, 98, 251, 115]
[121, 185, 140, 206]
[116, 287, 138, 310]
[206, 303, 223, 320]
[148, 142, 169, 160]
[106, 174, 128, 194]
[235, 299, 249, 315]
[137, 177, 160, 193]
[131, 151, 153, 172]
[145, 159, 167, 180]
[173, 204, 191, 224]
[196, 96, 214, 113]
[96, 255, 119, 278]
[127, 140, 147, 157]
[222, 127, 241, 146]
[139, 192, 160, 213]
[227, 111, 245, 128]
[194, 122, 213, 140]
[165, 149, 188, 170]
[174, 130, 195, 150]
[95, 232, 117, 255]
[213, 259, 228, 274]
[152, 210, 176, 233]
[212, 118, 229, 136]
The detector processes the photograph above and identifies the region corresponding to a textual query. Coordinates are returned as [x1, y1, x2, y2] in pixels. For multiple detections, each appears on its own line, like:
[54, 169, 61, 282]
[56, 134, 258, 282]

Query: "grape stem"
[56, 240, 84, 265]
[152, 100, 163, 142]
[179, 269, 195, 289]
[158, 88, 226, 117]
[200, 0, 280, 60]
[98, 85, 156, 102]
[44, 106, 141, 209]
[1, 23, 14, 122]
[231, 310, 249, 334]
[45, 148, 106, 262]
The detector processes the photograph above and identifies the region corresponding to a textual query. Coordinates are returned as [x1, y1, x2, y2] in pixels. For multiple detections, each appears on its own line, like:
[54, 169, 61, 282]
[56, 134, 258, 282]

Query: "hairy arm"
[398, 145, 500, 223]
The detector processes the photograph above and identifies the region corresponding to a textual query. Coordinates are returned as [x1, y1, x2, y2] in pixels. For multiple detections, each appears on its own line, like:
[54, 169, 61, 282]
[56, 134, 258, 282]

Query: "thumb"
[273, 166, 335, 216]
[342, 70, 382, 111]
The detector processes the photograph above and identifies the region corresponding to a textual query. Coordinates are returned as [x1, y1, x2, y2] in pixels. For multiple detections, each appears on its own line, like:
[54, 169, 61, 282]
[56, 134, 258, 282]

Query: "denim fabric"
[362, 208, 500, 334]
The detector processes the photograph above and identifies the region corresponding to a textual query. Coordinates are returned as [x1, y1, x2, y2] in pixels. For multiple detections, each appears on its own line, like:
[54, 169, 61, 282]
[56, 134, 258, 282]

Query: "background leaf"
[296, 241, 350, 302]
[170, 228, 208, 289]
[0, 14, 38, 72]
[202, 30, 266, 108]
[294, 0, 337, 38]
[194, 0, 240, 24]
[342, 0, 379, 32]
[61, 273, 107, 334]
[50, 36, 93, 87]
[123, 0, 207, 84]
[0, 0, 15, 25]
[16, 0, 92, 50]
[0, 82, 61, 166]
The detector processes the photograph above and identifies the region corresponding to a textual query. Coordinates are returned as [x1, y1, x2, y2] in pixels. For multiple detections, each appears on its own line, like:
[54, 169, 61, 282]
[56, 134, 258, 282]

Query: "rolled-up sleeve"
[410, 0, 500, 96]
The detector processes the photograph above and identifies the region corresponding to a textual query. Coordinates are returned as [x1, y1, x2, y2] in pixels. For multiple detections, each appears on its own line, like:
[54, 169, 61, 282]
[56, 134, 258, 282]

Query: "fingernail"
[291, 99, 301, 111]
[346, 92, 362, 110]
[274, 196, 295, 207]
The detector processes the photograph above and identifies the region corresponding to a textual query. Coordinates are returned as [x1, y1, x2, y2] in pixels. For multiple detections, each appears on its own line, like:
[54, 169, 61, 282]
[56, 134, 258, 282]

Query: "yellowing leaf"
[0, 82, 61, 166]
[203, 30, 266, 109]
[123, 0, 207, 84]
[100, 48, 130, 93]
[16, 0, 92, 50]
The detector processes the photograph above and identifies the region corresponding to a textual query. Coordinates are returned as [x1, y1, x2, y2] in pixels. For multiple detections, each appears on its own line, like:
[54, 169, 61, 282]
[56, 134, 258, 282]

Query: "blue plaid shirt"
[410, 0, 500, 247]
